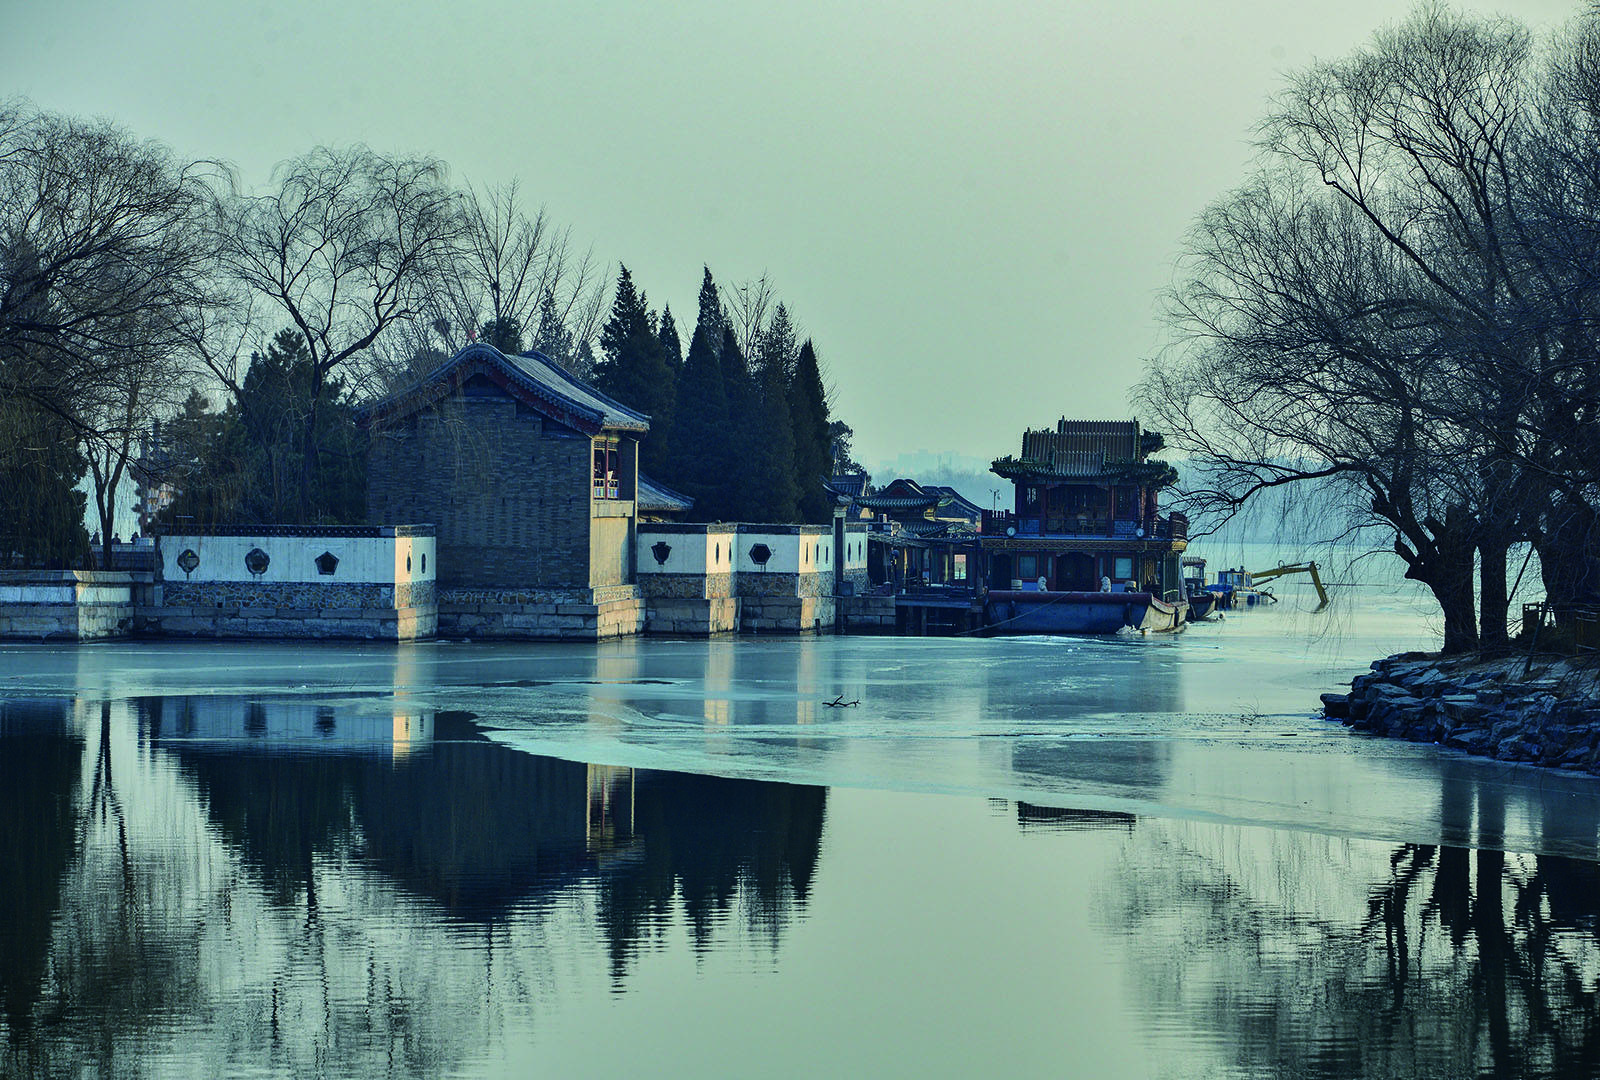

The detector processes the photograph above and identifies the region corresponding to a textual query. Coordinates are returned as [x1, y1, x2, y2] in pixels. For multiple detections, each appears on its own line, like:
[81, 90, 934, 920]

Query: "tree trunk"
[1479, 537, 1511, 652]
[1407, 522, 1478, 654]
[1537, 495, 1600, 623]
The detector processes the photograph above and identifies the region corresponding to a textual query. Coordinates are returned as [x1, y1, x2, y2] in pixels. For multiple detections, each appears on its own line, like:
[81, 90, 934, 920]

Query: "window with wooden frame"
[592, 439, 620, 499]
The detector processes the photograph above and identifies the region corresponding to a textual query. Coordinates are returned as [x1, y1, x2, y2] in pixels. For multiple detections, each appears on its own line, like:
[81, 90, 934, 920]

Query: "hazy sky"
[2, 0, 1580, 470]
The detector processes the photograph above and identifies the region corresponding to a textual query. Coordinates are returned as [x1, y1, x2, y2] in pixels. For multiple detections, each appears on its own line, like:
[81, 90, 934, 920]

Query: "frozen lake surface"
[6, 577, 1596, 859]
[3, 574, 1599, 1077]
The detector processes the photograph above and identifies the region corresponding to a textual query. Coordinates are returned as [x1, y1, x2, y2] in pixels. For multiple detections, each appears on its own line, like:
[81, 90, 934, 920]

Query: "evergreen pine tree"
[0, 398, 87, 567]
[532, 288, 575, 366]
[594, 266, 676, 477]
[667, 322, 731, 519]
[658, 304, 683, 371]
[0, 243, 88, 566]
[750, 348, 800, 523]
[696, 267, 725, 364]
[479, 317, 523, 354]
[756, 303, 798, 383]
[791, 339, 834, 522]
[718, 324, 758, 519]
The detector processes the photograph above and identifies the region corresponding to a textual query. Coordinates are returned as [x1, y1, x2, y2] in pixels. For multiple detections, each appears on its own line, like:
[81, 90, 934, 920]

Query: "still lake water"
[3, 570, 1600, 1078]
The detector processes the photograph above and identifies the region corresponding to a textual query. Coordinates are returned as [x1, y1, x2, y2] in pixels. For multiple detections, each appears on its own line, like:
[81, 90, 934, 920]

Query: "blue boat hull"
[1186, 591, 1220, 621]
[983, 591, 1185, 635]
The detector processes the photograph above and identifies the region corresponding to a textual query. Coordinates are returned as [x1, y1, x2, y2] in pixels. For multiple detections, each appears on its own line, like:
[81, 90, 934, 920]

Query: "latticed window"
[592, 440, 620, 499]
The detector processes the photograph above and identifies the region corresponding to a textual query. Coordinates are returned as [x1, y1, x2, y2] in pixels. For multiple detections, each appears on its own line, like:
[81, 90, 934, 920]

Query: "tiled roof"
[923, 486, 986, 519]
[1021, 419, 1141, 463]
[993, 418, 1172, 485]
[638, 473, 694, 513]
[357, 343, 650, 435]
[828, 471, 871, 498]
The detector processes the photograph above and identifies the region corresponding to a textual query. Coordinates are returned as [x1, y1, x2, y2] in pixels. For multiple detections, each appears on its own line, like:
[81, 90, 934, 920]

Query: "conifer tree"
[594, 265, 675, 476]
[718, 324, 758, 519]
[0, 399, 87, 567]
[696, 267, 725, 364]
[756, 303, 798, 383]
[532, 288, 575, 365]
[658, 304, 683, 371]
[791, 339, 834, 522]
[668, 322, 731, 518]
[750, 343, 800, 523]
[479, 317, 523, 354]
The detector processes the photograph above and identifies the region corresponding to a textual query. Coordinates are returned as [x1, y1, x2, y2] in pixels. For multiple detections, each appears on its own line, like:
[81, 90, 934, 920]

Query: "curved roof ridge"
[510, 346, 651, 426]
[359, 342, 649, 435]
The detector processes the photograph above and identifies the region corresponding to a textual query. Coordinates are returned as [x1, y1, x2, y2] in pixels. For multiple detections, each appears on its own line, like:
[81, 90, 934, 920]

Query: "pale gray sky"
[3, 0, 1579, 468]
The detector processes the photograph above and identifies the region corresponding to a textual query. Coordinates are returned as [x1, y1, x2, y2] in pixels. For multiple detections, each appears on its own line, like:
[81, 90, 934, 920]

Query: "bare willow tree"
[0, 101, 221, 564]
[1139, 5, 1565, 653]
[218, 146, 467, 521]
[383, 180, 608, 380]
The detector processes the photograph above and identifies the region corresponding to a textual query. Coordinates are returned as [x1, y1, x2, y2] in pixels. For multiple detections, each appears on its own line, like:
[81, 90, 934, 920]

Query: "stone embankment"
[1322, 654, 1600, 773]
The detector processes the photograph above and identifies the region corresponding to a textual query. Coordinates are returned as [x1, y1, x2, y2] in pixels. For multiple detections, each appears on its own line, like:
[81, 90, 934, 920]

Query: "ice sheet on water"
[4, 584, 1599, 858]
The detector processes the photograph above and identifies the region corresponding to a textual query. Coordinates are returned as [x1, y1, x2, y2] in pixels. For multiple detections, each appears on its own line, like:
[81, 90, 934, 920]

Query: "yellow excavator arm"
[1248, 562, 1329, 610]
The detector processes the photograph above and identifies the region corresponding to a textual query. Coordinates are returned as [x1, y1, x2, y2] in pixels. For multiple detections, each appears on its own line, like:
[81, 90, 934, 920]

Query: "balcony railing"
[981, 510, 1187, 542]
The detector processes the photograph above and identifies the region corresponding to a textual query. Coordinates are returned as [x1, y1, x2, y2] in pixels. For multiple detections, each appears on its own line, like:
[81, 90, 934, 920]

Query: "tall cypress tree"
[595, 265, 676, 477]
[668, 322, 731, 519]
[791, 339, 834, 522]
[658, 304, 683, 371]
[750, 355, 799, 523]
[748, 305, 800, 522]
[718, 324, 759, 519]
[696, 267, 724, 364]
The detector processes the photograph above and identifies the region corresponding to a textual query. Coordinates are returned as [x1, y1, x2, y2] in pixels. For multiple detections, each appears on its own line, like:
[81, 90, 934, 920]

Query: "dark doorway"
[1057, 552, 1096, 591]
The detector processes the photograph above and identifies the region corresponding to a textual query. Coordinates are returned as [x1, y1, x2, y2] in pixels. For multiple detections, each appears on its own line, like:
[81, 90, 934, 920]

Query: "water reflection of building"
[1013, 802, 1135, 832]
[0, 696, 829, 1075]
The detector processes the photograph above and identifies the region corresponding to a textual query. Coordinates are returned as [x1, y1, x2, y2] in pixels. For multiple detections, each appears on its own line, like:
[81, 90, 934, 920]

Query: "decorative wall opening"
[748, 543, 772, 567]
[244, 548, 270, 577]
[651, 541, 672, 566]
[177, 549, 200, 578]
[315, 551, 340, 576]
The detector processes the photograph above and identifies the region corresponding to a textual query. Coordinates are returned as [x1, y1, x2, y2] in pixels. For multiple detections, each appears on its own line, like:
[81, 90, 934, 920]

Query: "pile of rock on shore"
[1322, 652, 1600, 774]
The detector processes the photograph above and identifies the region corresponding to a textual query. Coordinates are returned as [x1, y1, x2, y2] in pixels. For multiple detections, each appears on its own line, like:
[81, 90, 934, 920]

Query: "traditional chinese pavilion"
[981, 419, 1187, 599]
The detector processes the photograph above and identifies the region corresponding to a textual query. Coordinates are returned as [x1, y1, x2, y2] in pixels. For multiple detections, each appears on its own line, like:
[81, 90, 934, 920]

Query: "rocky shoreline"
[1322, 653, 1600, 775]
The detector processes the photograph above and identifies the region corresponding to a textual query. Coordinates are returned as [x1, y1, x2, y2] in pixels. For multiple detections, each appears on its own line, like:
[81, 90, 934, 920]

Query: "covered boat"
[984, 589, 1186, 634]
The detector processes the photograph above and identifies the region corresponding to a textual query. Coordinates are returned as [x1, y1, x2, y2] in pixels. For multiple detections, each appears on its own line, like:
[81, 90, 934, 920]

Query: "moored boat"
[983, 589, 1186, 634]
[1185, 589, 1220, 621]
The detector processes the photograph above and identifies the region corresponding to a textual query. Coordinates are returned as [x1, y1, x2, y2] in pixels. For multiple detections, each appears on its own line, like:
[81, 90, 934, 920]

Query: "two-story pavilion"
[981, 419, 1187, 599]
[359, 342, 651, 638]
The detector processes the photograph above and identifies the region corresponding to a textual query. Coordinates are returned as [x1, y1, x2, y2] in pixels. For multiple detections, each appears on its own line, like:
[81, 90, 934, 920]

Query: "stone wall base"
[741, 595, 835, 634]
[645, 596, 741, 636]
[438, 585, 644, 640]
[0, 571, 138, 641]
[137, 603, 436, 641]
[835, 595, 897, 634]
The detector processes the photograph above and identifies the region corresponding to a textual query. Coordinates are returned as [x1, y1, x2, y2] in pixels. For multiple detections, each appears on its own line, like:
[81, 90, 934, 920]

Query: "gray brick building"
[359, 343, 650, 639]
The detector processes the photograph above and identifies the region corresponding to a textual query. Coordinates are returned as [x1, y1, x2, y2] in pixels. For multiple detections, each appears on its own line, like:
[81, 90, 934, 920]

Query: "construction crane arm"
[1248, 562, 1329, 610]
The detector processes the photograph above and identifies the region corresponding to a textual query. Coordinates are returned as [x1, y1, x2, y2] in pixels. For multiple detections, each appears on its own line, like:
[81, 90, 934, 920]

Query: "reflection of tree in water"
[165, 712, 595, 921]
[0, 698, 831, 1076]
[0, 700, 80, 1062]
[1105, 822, 1600, 1079]
[596, 772, 827, 983]
[159, 707, 826, 948]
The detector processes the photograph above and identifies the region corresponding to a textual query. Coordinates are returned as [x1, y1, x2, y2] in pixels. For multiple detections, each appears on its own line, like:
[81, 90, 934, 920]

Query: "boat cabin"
[980, 418, 1187, 598]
